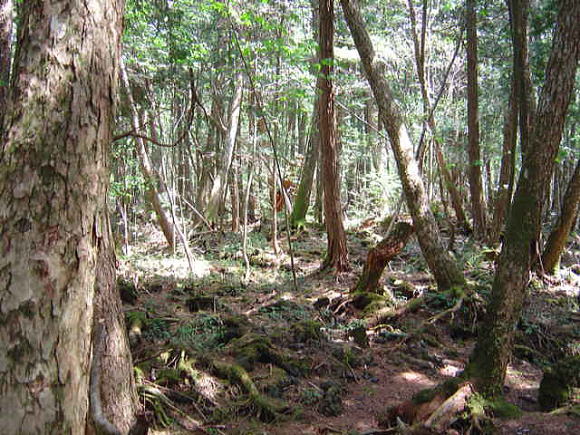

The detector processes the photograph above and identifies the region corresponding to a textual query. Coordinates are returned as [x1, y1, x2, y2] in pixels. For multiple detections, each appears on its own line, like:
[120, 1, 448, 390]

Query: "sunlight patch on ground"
[398, 371, 437, 388]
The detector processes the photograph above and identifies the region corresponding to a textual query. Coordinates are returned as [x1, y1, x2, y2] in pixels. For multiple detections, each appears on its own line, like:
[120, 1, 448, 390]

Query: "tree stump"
[354, 221, 414, 293]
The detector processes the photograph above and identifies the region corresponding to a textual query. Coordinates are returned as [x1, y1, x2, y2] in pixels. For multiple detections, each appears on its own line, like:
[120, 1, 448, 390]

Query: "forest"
[0, 0, 578, 434]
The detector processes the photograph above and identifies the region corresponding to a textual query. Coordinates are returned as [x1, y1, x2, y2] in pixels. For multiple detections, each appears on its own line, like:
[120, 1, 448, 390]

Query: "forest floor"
[117, 218, 580, 434]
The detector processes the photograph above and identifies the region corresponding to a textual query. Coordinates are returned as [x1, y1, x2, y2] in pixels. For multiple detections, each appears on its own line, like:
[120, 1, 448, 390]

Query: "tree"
[0, 0, 139, 432]
[340, 0, 465, 290]
[0, 0, 11, 135]
[465, 0, 487, 239]
[466, 0, 580, 396]
[541, 159, 580, 273]
[121, 61, 176, 250]
[319, 0, 349, 271]
[206, 71, 244, 222]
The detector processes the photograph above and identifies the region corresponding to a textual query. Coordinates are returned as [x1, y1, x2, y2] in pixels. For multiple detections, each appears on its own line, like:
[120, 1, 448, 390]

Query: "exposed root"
[210, 360, 289, 422]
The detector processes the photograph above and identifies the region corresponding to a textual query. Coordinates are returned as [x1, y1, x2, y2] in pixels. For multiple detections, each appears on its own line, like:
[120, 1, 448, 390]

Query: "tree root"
[210, 360, 289, 422]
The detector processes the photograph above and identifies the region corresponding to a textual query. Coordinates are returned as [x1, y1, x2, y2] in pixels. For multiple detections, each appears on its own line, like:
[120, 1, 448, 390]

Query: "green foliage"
[172, 314, 226, 351]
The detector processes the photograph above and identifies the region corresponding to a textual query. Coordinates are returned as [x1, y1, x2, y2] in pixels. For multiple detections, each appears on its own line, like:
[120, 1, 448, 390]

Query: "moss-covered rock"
[290, 320, 324, 343]
[539, 355, 580, 411]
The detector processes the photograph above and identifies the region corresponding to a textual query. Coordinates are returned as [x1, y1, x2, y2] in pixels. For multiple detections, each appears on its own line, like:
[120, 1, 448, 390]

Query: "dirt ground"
[118, 222, 580, 434]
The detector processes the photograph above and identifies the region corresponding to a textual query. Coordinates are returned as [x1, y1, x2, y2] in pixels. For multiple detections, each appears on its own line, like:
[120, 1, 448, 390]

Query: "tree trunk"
[508, 0, 535, 160]
[290, 94, 320, 227]
[466, 0, 487, 239]
[91, 213, 140, 434]
[490, 77, 518, 244]
[406, 0, 470, 233]
[0, 0, 11, 137]
[0, 0, 139, 432]
[206, 71, 244, 222]
[320, 0, 349, 272]
[354, 221, 414, 293]
[541, 159, 580, 273]
[120, 62, 175, 250]
[340, 0, 465, 290]
[467, 0, 579, 397]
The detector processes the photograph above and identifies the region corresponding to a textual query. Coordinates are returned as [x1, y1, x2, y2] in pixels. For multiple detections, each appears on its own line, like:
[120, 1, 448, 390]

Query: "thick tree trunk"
[320, 0, 349, 272]
[0, 0, 136, 432]
[121, 61, 175, 250]
[467, 0, 579, 397]
[340, 0, 465, 290]
[490, 78, 518, 244]
[541, 159, 580, 273]
[466, 0, 487, 239]
[0, 0, 11, 137]
[354, 221, 414, 293]
[206, 71, 243, 222]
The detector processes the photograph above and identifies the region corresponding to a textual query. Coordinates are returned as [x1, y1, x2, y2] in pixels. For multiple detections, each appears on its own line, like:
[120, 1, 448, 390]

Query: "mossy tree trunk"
[340, 0, 464, 290]
[354, 222, 414, 293]
[0, 0, 139, 432]
[290, 90, 320, 228]
[541, 159, 580, 273]
[467, 0, 579, 397]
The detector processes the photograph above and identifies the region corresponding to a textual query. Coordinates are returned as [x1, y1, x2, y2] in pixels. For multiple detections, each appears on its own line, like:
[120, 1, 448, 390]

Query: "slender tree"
[206, 71, 244, 222]
[319, 0, 349, 271]
[121, 61, 176, 250]
[0, 0, 140, 432]
[466, 0, 487, 239]
[541, 159, 580, 273]
[0, 0, 11, 136]
[490, 77, 518, 243]
[467, 0, 580, 396]
[340, 0, 465, 290]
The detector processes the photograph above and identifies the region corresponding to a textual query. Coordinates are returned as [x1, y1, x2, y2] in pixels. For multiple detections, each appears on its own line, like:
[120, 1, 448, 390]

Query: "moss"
[290, 320, 323, 343]
[468, 393, 522, 419]
[351, 291, 391, 311]
[318, 381, 344, 416]
[156, 368, 182, 387]
[212, 360, 287, 422]
[539, 355, 580, 411]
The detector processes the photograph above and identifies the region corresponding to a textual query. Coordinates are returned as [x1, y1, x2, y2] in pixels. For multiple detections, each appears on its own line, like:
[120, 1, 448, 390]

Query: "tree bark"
[340, 0, 465, 290]
[466, 0, 487, 239]
[490, 77, 518, 244]
[354, 221, 414, 293]
[206, 71, 244, 222]
[290, 92, 320, 227]
[467, 0, 580, 397]
[508, 0, 535, 160]
[0, 0, 137, 432]
[120, 61, 175, 250]
[320, 0, 349, 272]
[541, 159, 580, 273]
[0, 0, 11, 138]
